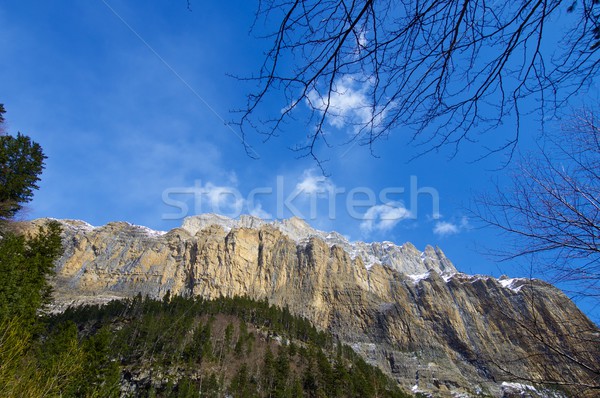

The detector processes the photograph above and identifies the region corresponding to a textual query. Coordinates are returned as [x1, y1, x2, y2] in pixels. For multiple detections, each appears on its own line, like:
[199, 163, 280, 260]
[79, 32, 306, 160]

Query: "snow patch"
[61, 219, 97, 232]
[442, 272, 457, 283]
[407, 272, 430, 284]
[498, 278, 526, 292]
[501, 381, 538, 393]
[180, 214, 457, 275]
[135, 225, 167, 237]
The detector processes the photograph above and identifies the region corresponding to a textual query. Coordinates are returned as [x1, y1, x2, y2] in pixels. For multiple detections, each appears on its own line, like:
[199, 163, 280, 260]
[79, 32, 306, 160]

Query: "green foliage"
[262, 346, 275, 394]
[176, 378, 199, 398]
[182, 320, 213, 364]
[0, 221, 62, 326]
[0, 132, 46, 221]
[80, 326, 121, 397]
[230, 364, 257, 398]
[273, 345, 292, 397]
[202, 373, 220, 397]
[225, 322, 234, 348]
[1, 317, 121, 398]
[46, 295, 413, 398]
[0, 317, 86, 398]
[0, 105, 105, 397]
[0, 317, 36, 397]
[35, 320, 86, 397]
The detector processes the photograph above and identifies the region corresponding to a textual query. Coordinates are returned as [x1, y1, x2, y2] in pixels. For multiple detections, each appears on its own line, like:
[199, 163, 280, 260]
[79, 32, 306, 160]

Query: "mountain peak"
[21, 216, 597, 397]
[178, 213, 456, 275]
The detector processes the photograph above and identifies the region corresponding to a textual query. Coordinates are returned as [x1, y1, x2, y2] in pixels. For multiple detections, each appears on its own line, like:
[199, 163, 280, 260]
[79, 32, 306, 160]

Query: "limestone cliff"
[25, 215, 600, 397]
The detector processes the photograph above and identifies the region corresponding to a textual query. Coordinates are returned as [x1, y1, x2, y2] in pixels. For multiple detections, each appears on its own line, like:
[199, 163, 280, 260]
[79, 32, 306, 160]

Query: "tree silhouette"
[474, 109, 600, 394]
[238, 1, 600, 165]
[0, 104, 46, 222]
[475, 109, 600, 303]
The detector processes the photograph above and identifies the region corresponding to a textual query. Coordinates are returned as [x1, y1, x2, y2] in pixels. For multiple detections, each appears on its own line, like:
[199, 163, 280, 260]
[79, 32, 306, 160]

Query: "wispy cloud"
[202, 182, 244, 214]
[433, 221, 459, 236]
[433, 217, 470, 237]
[295, 169, 335, 196]
[249, 203, 272, 219]
[360, 203, 412, 234]
[306, 75, 386, 132]
[191, 179, 272, 219]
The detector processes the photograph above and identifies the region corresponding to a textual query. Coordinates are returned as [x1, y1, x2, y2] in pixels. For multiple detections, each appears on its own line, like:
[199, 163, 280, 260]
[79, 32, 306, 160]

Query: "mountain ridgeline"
[27, 214, 600, 397]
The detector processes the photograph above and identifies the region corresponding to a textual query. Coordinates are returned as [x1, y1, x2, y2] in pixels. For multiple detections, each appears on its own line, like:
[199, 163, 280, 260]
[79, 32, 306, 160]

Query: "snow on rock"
[60, 219, 97, 232]
[134, 225, 167, 237]
[182, 213, 251, 234]
[58, 214, 529, 292]
[180, 215, 531, 291]
[437, 273, 538, 294]
[180, 214, 458, 276]
[408, 272, 430, 284]
[443, 272, 457, 283]
[59, 219, 165, 238]
[501, 381, 538, 394]
[498, 277, 530, 293]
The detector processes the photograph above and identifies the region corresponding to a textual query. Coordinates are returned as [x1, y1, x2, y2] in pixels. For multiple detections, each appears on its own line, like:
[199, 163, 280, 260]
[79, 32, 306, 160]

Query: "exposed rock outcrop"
[25, 215, 600, 397]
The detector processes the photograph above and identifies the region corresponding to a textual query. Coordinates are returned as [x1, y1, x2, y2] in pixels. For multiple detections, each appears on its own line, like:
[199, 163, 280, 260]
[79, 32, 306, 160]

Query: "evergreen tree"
[80, 326, 121, 397]
[224, 322, 234, 352]
[201, 373, 219, 397]
[0, 104, 78, 398]
[177, 378, 200, 398]
[36, 321, 85, 397]
[290, 378, 303, 398]
[0, 103, 59, 325]
[0, 220, 62, 325]
[274, 346, 291, 398]
[230, 364, 257, 398]
[0, 131, 46, 223]
[262, 346, 275, 394]
[36, 293, 413, 398]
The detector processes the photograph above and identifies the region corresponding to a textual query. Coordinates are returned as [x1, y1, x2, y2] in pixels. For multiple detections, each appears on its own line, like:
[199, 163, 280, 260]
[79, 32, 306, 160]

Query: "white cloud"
[360, 203, 412, 234]
[192, 180, 271, 220]
[433, 217, 470, 236]
[295, 169, 335, 196]
[306, 75, 387, 132]
[202, 182, 245, 215]
[433, 221, 460, 236]
[249, 203, 272, 220]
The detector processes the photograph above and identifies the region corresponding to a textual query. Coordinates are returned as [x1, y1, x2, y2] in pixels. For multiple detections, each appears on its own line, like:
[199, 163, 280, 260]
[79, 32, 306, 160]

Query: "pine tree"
[262, 346, 275, 394]
[0, 106, 55, 319]
[224, 322, 234, 352]
[80, 326, 121, 397]
[0, 132, 46, 223]
[0, 220, 62, 325]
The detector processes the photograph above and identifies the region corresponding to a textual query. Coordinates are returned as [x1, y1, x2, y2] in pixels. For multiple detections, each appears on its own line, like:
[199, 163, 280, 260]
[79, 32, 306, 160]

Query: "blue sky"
[1, 2, 597, 318]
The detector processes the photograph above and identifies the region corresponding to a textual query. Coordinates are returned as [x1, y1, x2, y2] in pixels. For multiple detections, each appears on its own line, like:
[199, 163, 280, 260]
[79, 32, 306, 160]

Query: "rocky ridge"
[27, 215, 600, 397]
[181, 214, 457, 274]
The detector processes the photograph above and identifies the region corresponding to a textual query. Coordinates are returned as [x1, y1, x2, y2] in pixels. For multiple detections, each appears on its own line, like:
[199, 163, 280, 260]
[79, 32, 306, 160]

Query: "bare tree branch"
[487, 279, 600, 396]
[473, 107, 600, 302]
[236, 1, 600, 162]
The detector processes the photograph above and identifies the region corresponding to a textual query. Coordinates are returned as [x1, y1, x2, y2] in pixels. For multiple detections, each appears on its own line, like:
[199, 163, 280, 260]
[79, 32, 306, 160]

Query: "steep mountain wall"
[25, 215, 600, 397]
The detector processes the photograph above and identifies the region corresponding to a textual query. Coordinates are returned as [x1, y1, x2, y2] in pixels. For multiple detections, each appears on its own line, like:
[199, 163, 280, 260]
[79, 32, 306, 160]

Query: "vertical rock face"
[26, 215, 599, 397]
